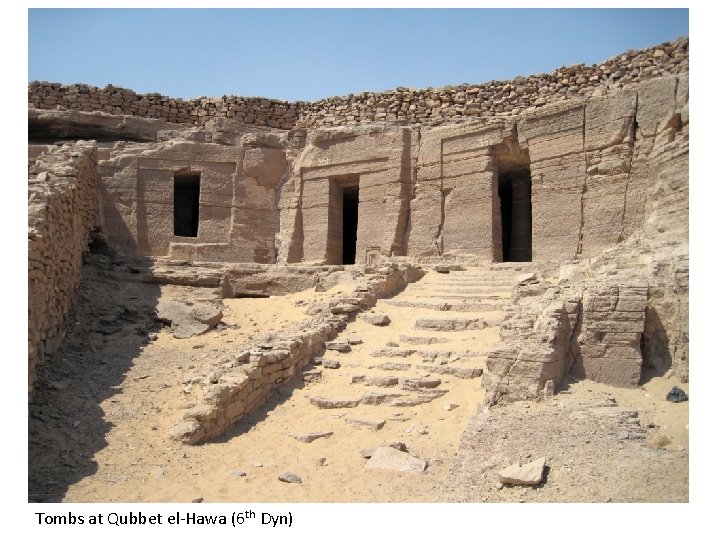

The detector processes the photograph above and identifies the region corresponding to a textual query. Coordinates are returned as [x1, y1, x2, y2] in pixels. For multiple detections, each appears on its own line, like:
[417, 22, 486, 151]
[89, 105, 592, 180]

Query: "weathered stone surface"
[354, 375, 399, 387]
[415, 318, 487, 331]
[376, 362, 412, 371]
[365, 446, 428, 473]
[331, 303, 362, 315]
[28, 142, 98, 397]
[497, 457, 547, 486]
[156, 300, 223, 339]
[278, 472, 302, 484]
[361, 442, 407, 458]
[345, 418, 386, 430]
[360, 314, 391, 326]
[401, 378, 442, 390]
[361, 392, 403, 405]
[369, 348, 415, 358]
[321, 358, 341, 369]
[168, 420, 203, 445]
[399, 335, 449, 345]
[390, 389, 448, 407]
[308, 396, 360, 409]
[326, 341, 352, 353]
[288, 431, 334, 443]
[421, 365, 483, 379]
[27, 36, 688, 455]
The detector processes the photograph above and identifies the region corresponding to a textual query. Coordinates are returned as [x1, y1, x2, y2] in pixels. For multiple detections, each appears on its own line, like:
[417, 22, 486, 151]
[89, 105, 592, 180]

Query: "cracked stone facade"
[27, 38, 689, 408]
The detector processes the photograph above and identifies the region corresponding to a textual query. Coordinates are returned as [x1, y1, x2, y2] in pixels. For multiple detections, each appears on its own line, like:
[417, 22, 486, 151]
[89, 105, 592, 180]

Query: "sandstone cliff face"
[26, 40, 689, 400]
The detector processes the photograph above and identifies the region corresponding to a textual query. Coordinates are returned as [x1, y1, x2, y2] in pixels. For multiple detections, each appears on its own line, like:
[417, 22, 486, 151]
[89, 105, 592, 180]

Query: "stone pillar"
[509, 178, 532, 261]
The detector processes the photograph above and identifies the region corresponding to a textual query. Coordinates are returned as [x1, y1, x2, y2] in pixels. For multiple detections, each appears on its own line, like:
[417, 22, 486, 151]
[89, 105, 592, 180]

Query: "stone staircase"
[302, 265, 530, 427]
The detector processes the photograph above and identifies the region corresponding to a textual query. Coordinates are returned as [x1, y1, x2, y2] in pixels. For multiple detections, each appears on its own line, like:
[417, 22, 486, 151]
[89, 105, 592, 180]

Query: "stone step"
[308, 389, 448, 409]
[408, 286, 513, 294]
[424, 275, 521, 283]
[374, 362, 412, 371]
[401, 294, 508, 304]
[349, 374, 400, 387]
[416, 349, 487, 361]
[414, 317, 489, 331]
[386, 299, 504, 312]
[399, 335, 450, 345]
[368, 347, 416, 358]
[420, 364, 484, 379]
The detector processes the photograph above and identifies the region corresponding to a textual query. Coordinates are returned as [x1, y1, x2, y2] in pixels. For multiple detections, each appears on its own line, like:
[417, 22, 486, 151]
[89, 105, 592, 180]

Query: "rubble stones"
[28, 37, 688, 130]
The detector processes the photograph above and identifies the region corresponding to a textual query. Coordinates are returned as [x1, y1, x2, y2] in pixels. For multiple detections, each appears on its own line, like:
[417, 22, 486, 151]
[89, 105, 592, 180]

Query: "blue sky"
[28, 8, 688, 101]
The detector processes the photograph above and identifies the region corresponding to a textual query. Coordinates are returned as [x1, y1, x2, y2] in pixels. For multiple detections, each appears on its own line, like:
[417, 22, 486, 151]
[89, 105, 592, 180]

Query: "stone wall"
[28, 84, 299, 129]
[28, 141, 98, 396]
[169, 263, 424, 444]
[28, 38, 687, 130]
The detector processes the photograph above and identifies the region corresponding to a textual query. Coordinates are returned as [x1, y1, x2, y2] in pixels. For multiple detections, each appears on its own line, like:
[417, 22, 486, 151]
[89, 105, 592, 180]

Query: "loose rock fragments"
[497, 457, 547, 486]
[365, 446, 428, 473]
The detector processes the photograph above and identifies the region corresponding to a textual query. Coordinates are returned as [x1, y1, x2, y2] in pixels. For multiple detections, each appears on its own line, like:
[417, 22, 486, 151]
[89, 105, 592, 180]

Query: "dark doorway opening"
[342, 186, 359, 264]
[327, 175, 360, 265]
[498, 168, 532, 262]
[174, 173, 200, 237]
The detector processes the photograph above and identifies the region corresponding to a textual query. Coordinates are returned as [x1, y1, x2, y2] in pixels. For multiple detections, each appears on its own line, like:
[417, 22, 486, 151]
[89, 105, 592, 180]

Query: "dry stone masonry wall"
[28, 38, 687, 130]
[170, 264, 424, 444]
[28, 141, 99, 396]
[26, 37, 689, 410]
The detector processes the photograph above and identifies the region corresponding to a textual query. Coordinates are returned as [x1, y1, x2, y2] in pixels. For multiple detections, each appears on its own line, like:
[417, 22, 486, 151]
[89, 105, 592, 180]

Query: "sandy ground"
[28, 254, 689, 503]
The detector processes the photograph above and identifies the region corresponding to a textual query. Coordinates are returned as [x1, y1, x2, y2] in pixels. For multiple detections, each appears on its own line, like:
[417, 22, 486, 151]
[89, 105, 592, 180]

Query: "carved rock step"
[426, 276, 522, 284]
[414, 317, 489, 331]
[420, 364, 484, 379]
[400, 378, 442, 390]
[386, 300, 504, 312]
[307, 396, 361, 409]
[308, 389, 448, 409]
[416, 350, 486, 361]
[399, 335, 450, 345]
[410, 285, 513, 294]
[402, 291, 511, 300]
[350, 374, 399, 387]
[375, 362, 412, 371]
[369, 348, 416, 358]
